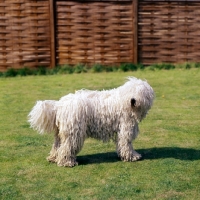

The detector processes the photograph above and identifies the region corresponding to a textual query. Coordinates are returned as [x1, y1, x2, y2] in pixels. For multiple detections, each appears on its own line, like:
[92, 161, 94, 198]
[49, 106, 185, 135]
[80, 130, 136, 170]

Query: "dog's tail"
[28, 100, 57, 134]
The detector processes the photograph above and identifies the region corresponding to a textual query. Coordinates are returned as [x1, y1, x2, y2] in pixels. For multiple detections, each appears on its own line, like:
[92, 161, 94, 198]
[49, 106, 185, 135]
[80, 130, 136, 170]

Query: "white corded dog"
[28, 77, 154, 167]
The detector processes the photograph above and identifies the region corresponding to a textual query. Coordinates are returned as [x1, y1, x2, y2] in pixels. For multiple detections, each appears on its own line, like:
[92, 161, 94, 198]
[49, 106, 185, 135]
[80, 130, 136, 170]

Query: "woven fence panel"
[56, 0, 135, 66]
[138, 0, 200, 65]
[0, 0, 51, 71]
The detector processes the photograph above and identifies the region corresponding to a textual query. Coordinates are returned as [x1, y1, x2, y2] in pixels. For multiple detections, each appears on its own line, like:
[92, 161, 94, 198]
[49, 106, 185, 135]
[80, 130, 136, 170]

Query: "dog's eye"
[131, 98, 136, 107]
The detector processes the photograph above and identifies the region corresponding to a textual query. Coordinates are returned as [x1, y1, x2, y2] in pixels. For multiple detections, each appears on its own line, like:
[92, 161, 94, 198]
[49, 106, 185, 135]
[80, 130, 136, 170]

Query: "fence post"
[133, 0, 138, 64]
[49, 0, 56, 68]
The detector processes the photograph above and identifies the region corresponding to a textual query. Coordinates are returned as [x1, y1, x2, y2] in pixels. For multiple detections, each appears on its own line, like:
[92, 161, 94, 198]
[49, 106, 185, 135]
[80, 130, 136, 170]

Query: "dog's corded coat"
[28, 77, 154, 167]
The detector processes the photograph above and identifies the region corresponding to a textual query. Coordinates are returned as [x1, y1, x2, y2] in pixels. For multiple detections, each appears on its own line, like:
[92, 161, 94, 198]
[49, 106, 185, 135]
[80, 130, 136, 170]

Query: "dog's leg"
[47, 128, 60, 163]
[56, 139, 80, 167]
[117, 123, 142, 161]
[55, 131, 86, 167]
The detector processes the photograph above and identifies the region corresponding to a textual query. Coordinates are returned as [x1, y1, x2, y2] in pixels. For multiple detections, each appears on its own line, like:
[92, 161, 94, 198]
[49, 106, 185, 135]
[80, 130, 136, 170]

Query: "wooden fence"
[138, 0, 200, 65]
[0, 0, 51, 71]
[54, 0, 137, 66]
[1, 0, 200, 71]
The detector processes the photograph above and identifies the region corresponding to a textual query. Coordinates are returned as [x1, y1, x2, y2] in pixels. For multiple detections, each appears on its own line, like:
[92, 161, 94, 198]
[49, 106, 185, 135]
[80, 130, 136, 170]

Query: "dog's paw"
[57, 159, 78, 167]
[120, 152, 142, 162]
[130, 153, 142, 161]
[64, 161, 78, 167]
[47, 155, 56, 163]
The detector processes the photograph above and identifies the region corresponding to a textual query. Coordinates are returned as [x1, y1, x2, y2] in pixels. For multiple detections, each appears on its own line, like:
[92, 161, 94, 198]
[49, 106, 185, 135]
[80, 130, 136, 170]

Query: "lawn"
[0, 69, 199, 200]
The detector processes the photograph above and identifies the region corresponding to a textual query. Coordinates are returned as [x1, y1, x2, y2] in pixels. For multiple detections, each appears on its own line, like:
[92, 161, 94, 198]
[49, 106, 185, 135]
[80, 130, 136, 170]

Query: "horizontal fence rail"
[1, 0, 200, 71]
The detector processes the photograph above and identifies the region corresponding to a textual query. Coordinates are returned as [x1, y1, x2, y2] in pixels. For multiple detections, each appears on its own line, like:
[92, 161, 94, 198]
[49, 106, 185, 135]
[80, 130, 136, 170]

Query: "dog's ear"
[131, 98, 136, 107]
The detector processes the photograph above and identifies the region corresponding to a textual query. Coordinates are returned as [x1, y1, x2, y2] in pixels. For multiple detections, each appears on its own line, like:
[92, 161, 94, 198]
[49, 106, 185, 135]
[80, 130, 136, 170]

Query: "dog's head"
[128, 79, 154, 122]
[118, 77, 154, 122]
[130, 96, 152, 122]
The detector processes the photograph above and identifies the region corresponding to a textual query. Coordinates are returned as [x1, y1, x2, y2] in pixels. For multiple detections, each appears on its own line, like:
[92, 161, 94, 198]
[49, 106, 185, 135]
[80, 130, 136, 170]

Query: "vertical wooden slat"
[49, 0, 56, 68]
[133, 0, 138, 64]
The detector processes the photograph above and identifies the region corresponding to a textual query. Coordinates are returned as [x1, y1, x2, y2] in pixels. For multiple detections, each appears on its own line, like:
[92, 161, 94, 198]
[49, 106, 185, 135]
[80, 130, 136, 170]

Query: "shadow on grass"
[140, 147, 200, 161]
[78, 152, 120, 165]
[77, 147, 200, 165]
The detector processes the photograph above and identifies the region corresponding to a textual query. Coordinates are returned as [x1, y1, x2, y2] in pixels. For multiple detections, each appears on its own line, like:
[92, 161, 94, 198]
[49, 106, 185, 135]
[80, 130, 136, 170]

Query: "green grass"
[0, 69, 200, 200]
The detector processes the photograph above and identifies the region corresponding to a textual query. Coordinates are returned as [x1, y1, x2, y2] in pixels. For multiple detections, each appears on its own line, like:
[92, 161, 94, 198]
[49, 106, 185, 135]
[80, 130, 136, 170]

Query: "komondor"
[28, 77, 154, 167]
